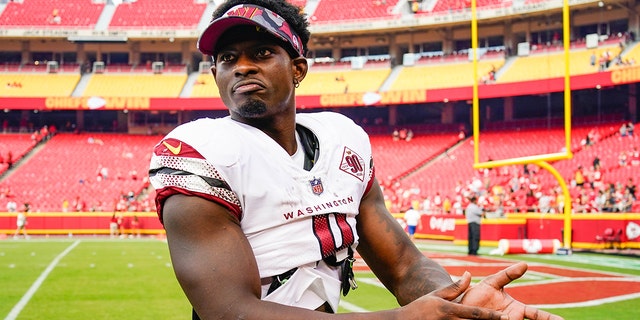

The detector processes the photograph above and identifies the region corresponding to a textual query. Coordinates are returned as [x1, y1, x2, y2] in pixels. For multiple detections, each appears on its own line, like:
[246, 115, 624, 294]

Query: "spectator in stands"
[524, 189, 538, 212]
[432, 191, 443, 213]
[72, 196, 86, 212]
[48, 9, 61, 24]
[147, 1, 561, 319]
[593, 156, 601, 170]
[538, 191, 553, 214]
[619, 188, 634, 212]
[405, 128, 414, 141]
[6, 151, 13, 168]
[551, 187, 563, 212]
[61, 199, 69, 212]
[595, 189, 607, 212]
[618, 151, 628, 167]
[630, 147, 640, 166]
[573, 165, 585, 188]
[6, 200, 17, 213]
[442, 195, 452, 213]
[592, 164, 604, 190]
[620, 122, 628, 136]
[398, 128, 408, 140]
[625, 177, 637, 201]
[410, 0, 420, 13]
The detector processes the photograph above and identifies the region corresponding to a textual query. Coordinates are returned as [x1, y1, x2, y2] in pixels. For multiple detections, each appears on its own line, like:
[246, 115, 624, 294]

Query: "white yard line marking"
[4, 240, 80, 320]
[534, 292, 640, 309]
[339, 300, 370, 312]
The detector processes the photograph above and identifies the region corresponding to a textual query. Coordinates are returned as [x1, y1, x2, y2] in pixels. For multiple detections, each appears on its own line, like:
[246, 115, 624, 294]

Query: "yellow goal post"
[469, 0, 574, 248]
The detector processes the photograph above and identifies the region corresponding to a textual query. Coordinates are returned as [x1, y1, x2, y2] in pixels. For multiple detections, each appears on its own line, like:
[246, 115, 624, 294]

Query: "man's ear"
[292, 56, 308, 83]
[210, 64, 216, 79]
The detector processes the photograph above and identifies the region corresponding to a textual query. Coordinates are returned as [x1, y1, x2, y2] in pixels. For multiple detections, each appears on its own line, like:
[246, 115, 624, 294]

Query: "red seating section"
[0, 133, 160, 212]
[370, 133, 459, 183]
[288, 0, 308, 9]
[0, 0, 104, 27]
[310, 0, 399, 23]
[1, 122, 638, 213]
[377, 121, 639, 213]
[0, 134, 38, 175]
[109, 0, 207, 29]
[418, 0, 508, 14]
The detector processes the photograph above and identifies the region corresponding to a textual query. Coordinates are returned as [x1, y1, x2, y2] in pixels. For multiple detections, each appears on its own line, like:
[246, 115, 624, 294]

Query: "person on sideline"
[148, 0, 562, 319]
[109, 213, 119, 238]
[403, 205, 421, 239]
[465, 196, 485, 256]
[13, 203, 30, 239]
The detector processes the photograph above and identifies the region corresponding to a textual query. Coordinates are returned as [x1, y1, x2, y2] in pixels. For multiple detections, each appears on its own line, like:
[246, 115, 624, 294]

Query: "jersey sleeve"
[149, 137, 242, 223]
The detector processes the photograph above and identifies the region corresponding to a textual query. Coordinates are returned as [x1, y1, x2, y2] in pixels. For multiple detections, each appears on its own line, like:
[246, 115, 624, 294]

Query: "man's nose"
[234, 54, 257, 75]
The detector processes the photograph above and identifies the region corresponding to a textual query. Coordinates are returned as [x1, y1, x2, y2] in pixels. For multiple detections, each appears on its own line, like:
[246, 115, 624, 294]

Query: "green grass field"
[1, 238, 639, 319]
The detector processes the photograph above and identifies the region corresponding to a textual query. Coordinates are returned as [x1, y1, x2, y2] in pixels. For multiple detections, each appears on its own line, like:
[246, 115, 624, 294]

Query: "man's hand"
[460, 262, 564, 320]
[401, 271, 509, 319]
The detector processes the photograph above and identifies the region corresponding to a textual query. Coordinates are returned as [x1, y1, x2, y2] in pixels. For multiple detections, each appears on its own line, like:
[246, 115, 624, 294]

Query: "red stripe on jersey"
[155, 186, 242, 224]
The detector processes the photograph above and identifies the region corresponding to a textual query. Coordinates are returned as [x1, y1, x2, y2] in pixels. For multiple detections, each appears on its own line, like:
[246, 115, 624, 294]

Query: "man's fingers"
[523, 305, 565, 320]
[483, 261, 528, 289]
[441, 303, 508, 320]
[431, 271, 472, 300]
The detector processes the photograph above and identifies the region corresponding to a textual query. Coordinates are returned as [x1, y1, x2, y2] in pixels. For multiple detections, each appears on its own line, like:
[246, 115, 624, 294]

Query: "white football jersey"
[149, 112, 374, 280]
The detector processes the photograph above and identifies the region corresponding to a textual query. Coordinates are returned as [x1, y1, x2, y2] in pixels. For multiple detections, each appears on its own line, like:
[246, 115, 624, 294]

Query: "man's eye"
[219, 54, 234, 62]
[257, 48, 272, 57]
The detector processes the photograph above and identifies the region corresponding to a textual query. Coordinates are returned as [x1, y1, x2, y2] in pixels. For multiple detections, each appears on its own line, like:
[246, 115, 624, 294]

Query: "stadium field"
[1, 238, 639, 319]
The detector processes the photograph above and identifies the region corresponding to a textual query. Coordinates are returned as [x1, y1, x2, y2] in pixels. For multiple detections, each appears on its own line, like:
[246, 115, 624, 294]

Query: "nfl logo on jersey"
[310, 177, 324, 195]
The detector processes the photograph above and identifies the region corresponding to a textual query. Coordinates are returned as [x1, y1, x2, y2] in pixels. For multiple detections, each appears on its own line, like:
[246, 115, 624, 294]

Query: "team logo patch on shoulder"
[339, 147, 365, 181]
[162, 140, 182, 155]
[310, 177, 324, 195]
[154, 138, 203, 159]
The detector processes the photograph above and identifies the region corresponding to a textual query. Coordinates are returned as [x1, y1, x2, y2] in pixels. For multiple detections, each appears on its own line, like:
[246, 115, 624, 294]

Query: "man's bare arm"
[355, 178, 457, 305]
[162, 194, 508, 320]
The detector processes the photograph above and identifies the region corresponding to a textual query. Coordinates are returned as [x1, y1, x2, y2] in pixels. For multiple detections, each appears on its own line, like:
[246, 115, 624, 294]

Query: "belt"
[263, 267, 298, 295]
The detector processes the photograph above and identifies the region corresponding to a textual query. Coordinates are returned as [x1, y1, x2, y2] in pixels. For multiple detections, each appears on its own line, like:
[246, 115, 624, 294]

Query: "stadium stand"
[0, 0, 638, 221]
[420, 0, 507, 14]
[0, 134, 39, 175]
[190, 74, 221, 98]
[0, 133, 160, 212]
[297, 68, 391, 95]
[82, 74, 188, 98]
[0, 0, 104, 27]
[309, 0, 400, 23]
[0, 74, 80, 97]
[389, 58, 504, 90]
[108, 0, 207, 29]
[370, 132, 460, 182]
[376, 119, 638, 210]
[495, 43, 622, 83]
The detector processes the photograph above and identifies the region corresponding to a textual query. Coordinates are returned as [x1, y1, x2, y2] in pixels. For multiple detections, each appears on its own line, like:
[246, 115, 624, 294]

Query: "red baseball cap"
[197, 4, 304, 58]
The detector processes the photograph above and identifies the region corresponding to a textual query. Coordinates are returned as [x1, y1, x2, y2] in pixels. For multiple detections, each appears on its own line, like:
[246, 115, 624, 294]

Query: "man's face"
[211, 26, 305, 123]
